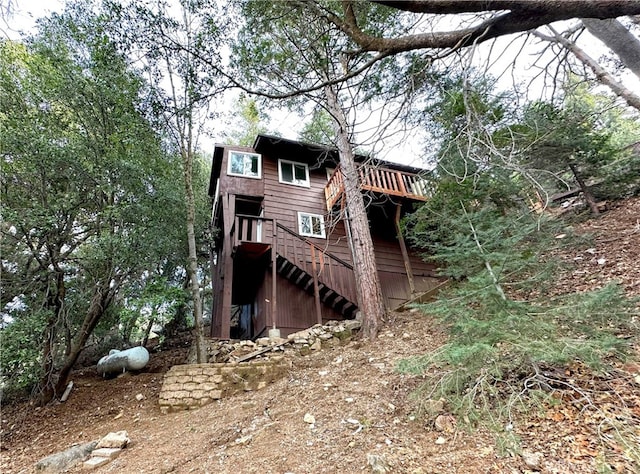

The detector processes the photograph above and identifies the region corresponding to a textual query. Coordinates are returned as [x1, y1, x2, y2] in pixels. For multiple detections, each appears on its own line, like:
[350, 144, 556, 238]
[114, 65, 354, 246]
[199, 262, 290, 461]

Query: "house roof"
[208, 134, 428, 197]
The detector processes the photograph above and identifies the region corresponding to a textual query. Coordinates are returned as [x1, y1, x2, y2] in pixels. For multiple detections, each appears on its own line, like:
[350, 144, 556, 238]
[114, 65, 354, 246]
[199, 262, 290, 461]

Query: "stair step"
[275, 253, 358, 319]
[301, 277, 313, 291]
[343, 303, 358, 318]
[321, 290, 337, 306]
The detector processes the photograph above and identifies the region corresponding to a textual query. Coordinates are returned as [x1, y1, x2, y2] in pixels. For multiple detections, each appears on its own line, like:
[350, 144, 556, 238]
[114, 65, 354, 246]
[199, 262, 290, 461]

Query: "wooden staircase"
[275, 254, 358, 318]
[232, 215, 359, 319]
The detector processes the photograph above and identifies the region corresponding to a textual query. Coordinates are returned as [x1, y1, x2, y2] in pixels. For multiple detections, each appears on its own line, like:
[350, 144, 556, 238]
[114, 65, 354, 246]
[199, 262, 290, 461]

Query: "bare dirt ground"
[2, 197, 639, 474]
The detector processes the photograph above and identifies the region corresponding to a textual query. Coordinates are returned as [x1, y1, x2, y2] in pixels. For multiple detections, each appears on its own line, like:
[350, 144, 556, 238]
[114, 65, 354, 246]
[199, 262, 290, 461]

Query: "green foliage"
[402, 182, 636, 431]
[399, 282, 635, 422]
[299, 108, 336, 145]
[0, 2, 201, 399]
[514, 82, 640, 200]
[119, 277, 188, 344]
[0, 308, 48, 401]
[223, 94, 270, 146]
[403, 74, 637, 439]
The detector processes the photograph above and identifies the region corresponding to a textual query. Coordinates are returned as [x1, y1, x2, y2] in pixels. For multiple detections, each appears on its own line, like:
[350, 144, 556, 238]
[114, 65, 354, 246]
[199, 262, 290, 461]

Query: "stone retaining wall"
[159, 357, 286, 413]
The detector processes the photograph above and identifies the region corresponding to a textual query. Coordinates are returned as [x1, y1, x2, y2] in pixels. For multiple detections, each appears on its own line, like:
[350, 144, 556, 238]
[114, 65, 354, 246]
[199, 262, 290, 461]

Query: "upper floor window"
[228, 151, 261, 179]
[278, 159, 310, 187]
[326, 168, 335, 181]
[298, 212, 325, 239]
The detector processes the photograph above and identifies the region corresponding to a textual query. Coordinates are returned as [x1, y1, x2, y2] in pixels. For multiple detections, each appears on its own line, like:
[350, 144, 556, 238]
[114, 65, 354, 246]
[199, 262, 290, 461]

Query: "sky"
[1, 0, 64, 39]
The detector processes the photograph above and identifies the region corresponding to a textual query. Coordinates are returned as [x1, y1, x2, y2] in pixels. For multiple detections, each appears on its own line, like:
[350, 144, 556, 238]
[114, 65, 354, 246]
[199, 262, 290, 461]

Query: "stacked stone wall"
[159, 357, 286, 413]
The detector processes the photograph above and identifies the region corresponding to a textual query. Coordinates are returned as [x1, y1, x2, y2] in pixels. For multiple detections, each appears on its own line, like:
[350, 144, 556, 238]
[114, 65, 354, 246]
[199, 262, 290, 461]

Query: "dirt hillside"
[2, 197, 639, 474]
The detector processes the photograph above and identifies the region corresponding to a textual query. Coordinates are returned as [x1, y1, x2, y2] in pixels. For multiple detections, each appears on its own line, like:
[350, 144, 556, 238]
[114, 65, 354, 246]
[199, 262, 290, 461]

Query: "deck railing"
[325, 164, 431, 210]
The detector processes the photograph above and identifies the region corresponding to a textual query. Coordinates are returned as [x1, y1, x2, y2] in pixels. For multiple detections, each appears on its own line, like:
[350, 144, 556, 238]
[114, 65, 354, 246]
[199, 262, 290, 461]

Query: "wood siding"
[254, 271, 345, 338]
[261, 156, 354, 264]
[218, 146, 265, 198]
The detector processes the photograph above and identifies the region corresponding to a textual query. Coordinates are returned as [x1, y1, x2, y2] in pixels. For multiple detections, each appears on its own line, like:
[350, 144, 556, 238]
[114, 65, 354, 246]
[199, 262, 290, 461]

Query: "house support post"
[221, 194, 236, 339]
[271, 220, 278, 330]
[394, 204, 415, 294]
[310, 245, 323, 326]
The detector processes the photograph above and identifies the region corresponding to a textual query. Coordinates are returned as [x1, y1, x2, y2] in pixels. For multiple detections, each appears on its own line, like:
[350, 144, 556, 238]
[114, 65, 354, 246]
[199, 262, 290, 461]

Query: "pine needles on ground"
[400, 201, 639, 461]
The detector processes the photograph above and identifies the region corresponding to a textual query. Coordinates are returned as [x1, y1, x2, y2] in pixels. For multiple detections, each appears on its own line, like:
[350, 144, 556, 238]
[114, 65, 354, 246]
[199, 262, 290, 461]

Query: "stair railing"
[231, 215, 357, 308]
[275, 223, 357, 305]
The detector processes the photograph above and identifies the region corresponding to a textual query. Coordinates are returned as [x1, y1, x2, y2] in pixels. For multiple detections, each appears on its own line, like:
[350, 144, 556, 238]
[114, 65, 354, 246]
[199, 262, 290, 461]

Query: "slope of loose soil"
[2, 198, 639, 474]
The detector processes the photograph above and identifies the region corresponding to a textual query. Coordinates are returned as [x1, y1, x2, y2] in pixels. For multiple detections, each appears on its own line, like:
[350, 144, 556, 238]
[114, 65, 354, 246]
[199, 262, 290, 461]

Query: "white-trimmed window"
[297, 212, 326, 238]
[228, 151, 261, 179]
[278, 159, 310, 187]
[325, 167, 335, 181]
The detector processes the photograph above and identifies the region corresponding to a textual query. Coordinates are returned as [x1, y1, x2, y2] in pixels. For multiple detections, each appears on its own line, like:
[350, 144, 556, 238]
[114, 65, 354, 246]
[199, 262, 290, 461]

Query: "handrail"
[275, 222, 353, 270]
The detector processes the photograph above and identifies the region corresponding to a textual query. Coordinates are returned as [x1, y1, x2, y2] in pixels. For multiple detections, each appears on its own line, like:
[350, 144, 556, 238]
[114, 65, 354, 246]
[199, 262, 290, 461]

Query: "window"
[228, 151, 261, 179]
[298, 212, 326, 238]
[326, 167, 335, 181]
[278, 159, 310, 187]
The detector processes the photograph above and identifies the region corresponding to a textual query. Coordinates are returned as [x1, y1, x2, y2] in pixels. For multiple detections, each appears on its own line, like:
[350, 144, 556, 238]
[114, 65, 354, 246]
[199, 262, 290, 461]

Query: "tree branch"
[533, 27, 640, 111]
[321, 1, 640, 53]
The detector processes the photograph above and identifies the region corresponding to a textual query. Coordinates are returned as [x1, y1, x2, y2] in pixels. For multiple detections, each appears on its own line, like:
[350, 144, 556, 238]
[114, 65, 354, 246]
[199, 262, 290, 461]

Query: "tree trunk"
[569, 162, 600, 216]
[582, 18, 640, 81]
[141, 316, 155, 348]
[38, 270, 65, 404]
[324, 85, 386, 340]
[181, 147, 207, 363]
[37, 279, 118, 405]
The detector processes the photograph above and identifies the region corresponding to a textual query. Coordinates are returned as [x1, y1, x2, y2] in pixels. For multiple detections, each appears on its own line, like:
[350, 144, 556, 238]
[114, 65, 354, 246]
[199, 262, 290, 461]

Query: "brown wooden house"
[208, 135, 440, 339]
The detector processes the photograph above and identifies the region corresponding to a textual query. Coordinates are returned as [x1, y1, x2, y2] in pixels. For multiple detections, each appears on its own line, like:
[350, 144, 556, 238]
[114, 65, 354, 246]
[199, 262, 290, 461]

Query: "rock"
[303, 413, 316, 424]
[135, 393, 145, 401]
[422, 399, 445, 415]
[234, 435, 252, 445]
[83, 457, 110, 470]
[310, 339, 321, 351]
[95, 431, 129, 449]
[35, 441, 98, 473]
[366, 453, 390, 473]
[90, 448, 122, 460]
[256, 337, 271, 346]
[298, 345, 311, 356]
[434, 414, 456, 432]
[333, 327, 352, 341]
[288, 329, 311, 341]
[521, 450, 544, 469]
[343, 319, 362, 331]
[435, 436, 446, 445]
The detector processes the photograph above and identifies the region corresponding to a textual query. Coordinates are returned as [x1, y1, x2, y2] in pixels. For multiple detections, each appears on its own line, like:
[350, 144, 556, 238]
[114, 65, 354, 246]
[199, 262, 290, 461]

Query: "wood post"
[394, 204, 415, 294]
[220, 194, 236, 339]
[310, 245, 323, 326]
[271, 219, 278, 329]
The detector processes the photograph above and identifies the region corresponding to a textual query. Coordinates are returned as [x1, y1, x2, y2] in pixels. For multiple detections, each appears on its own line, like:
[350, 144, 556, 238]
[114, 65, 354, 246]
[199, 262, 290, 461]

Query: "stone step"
[83, 457, 110, 470]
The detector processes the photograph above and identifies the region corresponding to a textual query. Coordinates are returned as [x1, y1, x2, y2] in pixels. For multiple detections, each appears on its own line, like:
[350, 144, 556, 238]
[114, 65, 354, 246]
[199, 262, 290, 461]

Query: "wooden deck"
[325, 164, 431, 210]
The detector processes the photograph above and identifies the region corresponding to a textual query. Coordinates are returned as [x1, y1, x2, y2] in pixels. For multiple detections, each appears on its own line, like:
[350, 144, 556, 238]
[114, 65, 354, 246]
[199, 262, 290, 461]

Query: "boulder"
[35, 441, 98, 473]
